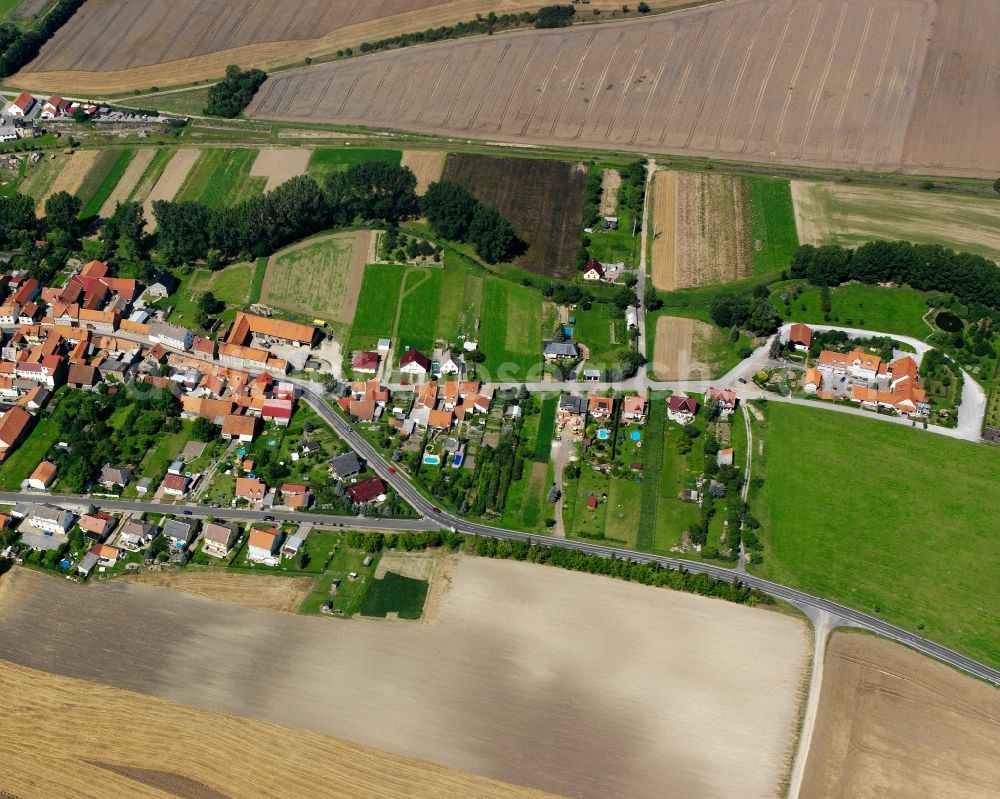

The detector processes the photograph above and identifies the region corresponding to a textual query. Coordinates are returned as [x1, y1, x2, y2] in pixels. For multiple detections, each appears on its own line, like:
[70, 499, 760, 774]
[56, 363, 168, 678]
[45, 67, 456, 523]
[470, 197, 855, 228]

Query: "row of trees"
[203, 65, 268, 118]
[790, 240, 1000, 310]
[708, 286, 782, 335]
[153, 162, 418, 264]
[344, 528, 772, 605]
[421, 180, 520, 263]
[0, 0, 87, 77]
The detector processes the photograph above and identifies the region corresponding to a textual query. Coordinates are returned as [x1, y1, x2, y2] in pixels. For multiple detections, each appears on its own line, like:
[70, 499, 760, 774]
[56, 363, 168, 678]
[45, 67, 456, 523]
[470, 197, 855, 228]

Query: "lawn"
[123, 422, 193, 496]
[248, 257, 267, 303]
[357, 571, 428, 619]
[574, 302, 626, 366]
[350, 264, 404, 349]
[139, 86, 212, 116]
[261, 233, 359, 321]
[771, 281, 933, 339]
[603, 477, 641, 548]
[307, 148, 402, 178]
[755, 402, 1000, 669]
[586, 190, 640, 269]
[0, 414, 58, 490]
[80, 148, 135, 218]
[479, 279, 542, 380]
[747, 176, 799, 275]
[175, 148, 264, 207]
[189, 261, 255, 305]
[534, 396, 557, 461]
[19, 152, 69, 203]
[300, 545, 380, 615]
[396, 267, 441, 353]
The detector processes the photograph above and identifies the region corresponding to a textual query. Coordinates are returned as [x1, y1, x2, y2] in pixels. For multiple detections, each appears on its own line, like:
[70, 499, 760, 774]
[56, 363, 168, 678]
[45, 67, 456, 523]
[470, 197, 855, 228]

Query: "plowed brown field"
[0, 659, 566, 799]
[12, 0, 629, 94]
[124, 569, 314, 612]
[801, 632, 1000, 798]
[245, 0, 950, 172]
[652, 315, 718, 381]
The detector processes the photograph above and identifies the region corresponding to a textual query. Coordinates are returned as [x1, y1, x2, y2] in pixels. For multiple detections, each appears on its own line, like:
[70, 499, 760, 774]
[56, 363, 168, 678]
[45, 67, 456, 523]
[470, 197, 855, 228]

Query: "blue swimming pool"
[423, 455, 441, 465]
[596, 428, 609, 440]
[631, 430, 641, 442]
[452, 452, 464, 468]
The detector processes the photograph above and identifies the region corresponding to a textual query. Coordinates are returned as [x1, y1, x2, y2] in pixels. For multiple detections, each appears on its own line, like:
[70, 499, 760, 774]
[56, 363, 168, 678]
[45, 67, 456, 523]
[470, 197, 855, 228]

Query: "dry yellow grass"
[35, 149, 98, 217]
[123, 569, 314, 613]
[801, 632, 1000, 798]
[401, 150, 446, 194]
[249, 147, 312, 192]
[650, 170, 677, 290]
[142, 148, 200, 228]
[98, 148, 156, 218]
[651, 315, 718, 381]
[11, 0, 636, 94]
[0, 658, 568, 799]
[672, 172, 751, 288]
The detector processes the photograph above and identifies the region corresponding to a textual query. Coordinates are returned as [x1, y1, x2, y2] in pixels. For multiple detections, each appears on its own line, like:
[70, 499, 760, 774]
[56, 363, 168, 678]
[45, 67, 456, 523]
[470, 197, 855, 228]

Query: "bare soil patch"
[142, 148, 200, 229]
[652, 315, 716, 381]
[36, 149, 98, 217]
[444, 153, 586, 278]
[673, 171, 751, 288]
[0, 560, 808, 799]
[124, 569, 314, 613]
[401, 150, 446, 195]
[11, 0, 50, 19]
[598, 168, 620, 217]
[0, 658, 563, 799]
[249, 148, 312, 192]
[650, 170, 677, 290]
[244, 0, 938, 172]
[801, 631, 1000, 798]
[791, 180, 1000, 264]
[98, 148, 155, 218]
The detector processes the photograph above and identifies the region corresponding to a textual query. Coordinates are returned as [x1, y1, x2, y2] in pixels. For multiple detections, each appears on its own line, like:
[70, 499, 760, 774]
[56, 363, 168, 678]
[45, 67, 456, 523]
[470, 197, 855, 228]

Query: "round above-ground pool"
[631, 430, 641, 442]
[596, 428, 610, 440]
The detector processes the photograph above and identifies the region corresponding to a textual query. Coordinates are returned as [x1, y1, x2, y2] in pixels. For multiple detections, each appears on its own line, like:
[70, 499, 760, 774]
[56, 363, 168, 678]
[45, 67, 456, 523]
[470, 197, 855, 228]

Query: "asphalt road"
[293, 386, 1000, 686]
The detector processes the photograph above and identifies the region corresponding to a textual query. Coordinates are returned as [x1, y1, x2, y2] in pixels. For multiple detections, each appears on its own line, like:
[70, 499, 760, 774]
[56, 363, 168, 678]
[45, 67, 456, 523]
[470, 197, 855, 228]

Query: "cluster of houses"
[557, 392, 647, 431]
[338, 378, 496, 436]
[788, 324, 929, 418]
[581, 258, 625, 283]
[0, 260, 321, 466]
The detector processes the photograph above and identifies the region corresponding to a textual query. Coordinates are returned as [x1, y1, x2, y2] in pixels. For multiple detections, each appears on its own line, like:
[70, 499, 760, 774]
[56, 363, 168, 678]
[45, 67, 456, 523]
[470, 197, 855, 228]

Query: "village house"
[717, 448, 735, 467]
[78, 512, 116, 541]
[235, 477, 267, 505]
[621, 395, 647, 423]
[27, 460, 57, 490]
[261, 397, 294, 427]
[281, 483, 312, 509]
[849, 355, 929, 417]
[817, 348, 883, 383]
[439, 351, 465, 376]
[146, 272, 179, 299]
[6, 92, 35, 118]
[557, 394, 587, 426]
[90, 543, 120, 567]
[221, 413, 258, 442]
[118, 519, 156, 551]
[587, 395, 614, 421]
[163, 518, 198, 550]
[582, 259, 605, 281]
[543, 341, 579, 360]
[247, 527, 282, 563]
[202, 521, 240, 558]
[0, 406, 34, 461]
[706, 387, 738, 416]
[667, 394, 699, 424]
[66, 363, 102, 390]
[788, 323, 813, 352]
[330, 452, 363, 480]
[149, 321, 194, 351]
[28, 504, 73, 534]
[161, 473, 189, 497]
[801, 366, 823, 392]
[399, 350, 431, 377]
[351, 351, 379, 374]
[346, 476, 386, 505]
[99, 464, 132, 489]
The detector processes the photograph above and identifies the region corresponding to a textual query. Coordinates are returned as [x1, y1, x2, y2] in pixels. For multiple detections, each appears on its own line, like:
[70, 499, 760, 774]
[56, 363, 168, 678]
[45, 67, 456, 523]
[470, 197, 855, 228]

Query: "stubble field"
[247, 0, 942, 171]
[35, 149, 98, 216]
[650, 170, 677, 290]
[98, 147, 156, 217]
[401, 150, 446, 194]
[801, 632, 1000, 798]
[249, 147, 312, 192]
[0, 558, 808, 799]
[673, 171, 751, 288]
[124, 569, 315, 613]
[791, 180, 1000, 263]
[14, 0, 628, 94]
[0, 660, 564, 799]
[443, 153, 586, 277]
[143, 148, 200, 227]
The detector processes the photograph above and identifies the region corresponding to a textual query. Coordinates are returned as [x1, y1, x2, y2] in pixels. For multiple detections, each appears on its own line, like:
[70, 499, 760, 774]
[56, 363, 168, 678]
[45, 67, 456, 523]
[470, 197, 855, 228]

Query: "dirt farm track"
[245, 0, 1000, 175]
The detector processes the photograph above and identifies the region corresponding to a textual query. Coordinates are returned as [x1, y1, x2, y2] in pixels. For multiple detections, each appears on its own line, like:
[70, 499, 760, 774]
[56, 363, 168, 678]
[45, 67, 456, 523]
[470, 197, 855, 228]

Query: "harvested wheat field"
[123, 569, 314, 613]
[791, 180, 1000, 264]
[599, 168, 621, 217]
[13, 0, 628, 94]
[98, 148, 156, 218]
[650, 170, 677, 290]
[801, 632, 1000, 798]
[401, 150, 446, 194]
[672, 172, 751, 288]
[0, 560, 808, 799]
[142, 148, 200, 228]
[35, 149, 98, 216]
[245, 0, 957, 172]
[0, 659, 566, 799]
[652, 315, 719, 381]
[249, 147, 312, 192]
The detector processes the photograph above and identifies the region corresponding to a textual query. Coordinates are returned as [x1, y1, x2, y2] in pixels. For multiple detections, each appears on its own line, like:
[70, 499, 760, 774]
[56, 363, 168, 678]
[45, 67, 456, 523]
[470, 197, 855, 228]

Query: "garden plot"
[35, 149, 98, 216]
[98, 148, 155, 217]
[142, 148, 200, 227]
[672, 172, 751, 288]
[249, 147, 312, 192]
[401, 150, 446, 194]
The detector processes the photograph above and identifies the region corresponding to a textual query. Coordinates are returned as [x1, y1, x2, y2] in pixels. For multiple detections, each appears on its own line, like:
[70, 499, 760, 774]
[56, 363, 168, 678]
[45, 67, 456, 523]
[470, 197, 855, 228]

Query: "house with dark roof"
[330, 451, 363, 480]
[346, 476, 386, 504]
[667, 394, 698, 424]
[399, 350, 430, 376]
